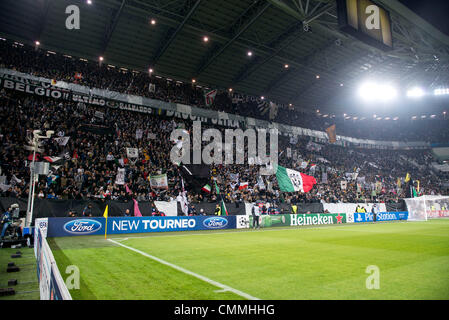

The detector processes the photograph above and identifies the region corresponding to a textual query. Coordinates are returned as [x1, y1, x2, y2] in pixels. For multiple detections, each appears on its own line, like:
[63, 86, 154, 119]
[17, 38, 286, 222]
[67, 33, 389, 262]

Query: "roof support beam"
[193, 1, 271, 77]
[151, 0, 203, 67]
[36, 0, 52, 42]
[303, 2, 336, 25]
[123, 0, 339, 73]
[102, 0, 127, 54]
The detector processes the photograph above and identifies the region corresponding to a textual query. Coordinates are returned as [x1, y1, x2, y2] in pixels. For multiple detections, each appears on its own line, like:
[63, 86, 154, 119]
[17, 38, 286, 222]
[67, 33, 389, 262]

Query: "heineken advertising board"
[291, 213, 346, 226]
[248, 213, 346, 229]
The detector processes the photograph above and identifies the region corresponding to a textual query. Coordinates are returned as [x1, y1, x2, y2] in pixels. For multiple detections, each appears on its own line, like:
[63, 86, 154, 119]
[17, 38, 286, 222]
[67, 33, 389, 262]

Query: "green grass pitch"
[47, 219, 449, 300]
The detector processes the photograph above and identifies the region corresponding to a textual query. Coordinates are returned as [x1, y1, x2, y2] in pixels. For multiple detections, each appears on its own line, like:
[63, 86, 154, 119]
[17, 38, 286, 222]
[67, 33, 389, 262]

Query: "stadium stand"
[0, 40, 448, 218]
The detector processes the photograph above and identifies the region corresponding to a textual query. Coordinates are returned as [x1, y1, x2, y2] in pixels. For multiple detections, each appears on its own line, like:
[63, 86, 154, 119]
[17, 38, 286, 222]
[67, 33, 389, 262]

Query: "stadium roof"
[1, 0, 449, 113]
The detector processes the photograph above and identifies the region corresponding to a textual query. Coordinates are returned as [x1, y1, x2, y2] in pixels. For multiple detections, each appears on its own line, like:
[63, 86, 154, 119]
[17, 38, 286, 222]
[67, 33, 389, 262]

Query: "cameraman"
[1, 206, 12, 239]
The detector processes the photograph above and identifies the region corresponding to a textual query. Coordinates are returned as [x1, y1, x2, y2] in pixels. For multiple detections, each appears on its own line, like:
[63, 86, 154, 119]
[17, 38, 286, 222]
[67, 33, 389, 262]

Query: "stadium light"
[407, 87, 424, 98]
[316, 75, 320, 79]
[87, 0, 92, 4]
[359, 82, 378, 101]
[379, 85, 397, 101]
[260, 96, 265, 100]
[228, 88, 233, 92]
[284, 64, 289, 69]
[434, 88, 449, 96]
[99, 56, 104, 61]
[203, 36, 209, 42]
[358, 82, 397, 102]
[150, 19, 156, 25]
[247, 51, 253, 57]
[149, 68, 153, 73]
[192, 79, 196, 83]
[35, 40, 40, 46]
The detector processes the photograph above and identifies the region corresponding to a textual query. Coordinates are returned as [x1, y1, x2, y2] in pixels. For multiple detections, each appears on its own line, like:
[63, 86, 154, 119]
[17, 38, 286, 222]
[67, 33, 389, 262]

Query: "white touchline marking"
[107, 238, 260, 301]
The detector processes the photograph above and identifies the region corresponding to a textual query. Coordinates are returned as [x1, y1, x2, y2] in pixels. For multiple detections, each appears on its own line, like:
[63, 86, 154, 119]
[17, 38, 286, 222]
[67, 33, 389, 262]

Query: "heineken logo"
[290, 213, 345, 226]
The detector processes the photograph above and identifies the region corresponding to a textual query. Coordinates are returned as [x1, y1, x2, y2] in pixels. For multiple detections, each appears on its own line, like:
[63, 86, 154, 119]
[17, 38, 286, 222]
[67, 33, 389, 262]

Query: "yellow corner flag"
[103, 205, 108, 239]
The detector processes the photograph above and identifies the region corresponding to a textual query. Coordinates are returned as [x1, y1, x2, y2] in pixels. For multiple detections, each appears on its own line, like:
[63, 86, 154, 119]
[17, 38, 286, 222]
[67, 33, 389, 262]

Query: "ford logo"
[63, 219, 102, 235]
[203, 217, 228, 229]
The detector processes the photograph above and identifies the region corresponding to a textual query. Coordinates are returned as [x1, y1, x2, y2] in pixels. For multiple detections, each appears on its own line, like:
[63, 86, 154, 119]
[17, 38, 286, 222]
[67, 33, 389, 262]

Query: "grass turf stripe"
[107, 238, 260, 300]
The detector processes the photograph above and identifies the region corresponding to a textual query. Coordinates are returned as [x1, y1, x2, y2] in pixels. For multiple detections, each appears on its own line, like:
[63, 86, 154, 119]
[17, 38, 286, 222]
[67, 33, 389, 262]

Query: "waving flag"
[54, 136, 70, 146]
[201, 184, 211, 193]
[43, 156, 62, 163]
[204, 89, 217, 106]
[326, 124, 336, 143]
[276, 165, 316, 193]
[238, 182, 248, 190]
[133, 199, 143, 217]
[214, 181, 228, 216]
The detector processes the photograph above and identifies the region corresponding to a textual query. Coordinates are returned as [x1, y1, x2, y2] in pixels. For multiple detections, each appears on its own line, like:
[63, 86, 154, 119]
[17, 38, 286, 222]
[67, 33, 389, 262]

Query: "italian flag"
[202, 184, 211, 193]
[276, 165, 317, 193]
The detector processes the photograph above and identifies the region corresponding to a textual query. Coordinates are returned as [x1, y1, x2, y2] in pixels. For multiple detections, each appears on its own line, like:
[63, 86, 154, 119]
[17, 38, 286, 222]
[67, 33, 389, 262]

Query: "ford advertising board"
[47, 216, 236, 237]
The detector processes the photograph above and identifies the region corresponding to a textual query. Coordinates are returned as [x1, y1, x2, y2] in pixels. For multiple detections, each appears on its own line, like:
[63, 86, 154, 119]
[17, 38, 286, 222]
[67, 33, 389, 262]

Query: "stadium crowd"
[0, 87, 447, 208]
[1, 40, 449, 142]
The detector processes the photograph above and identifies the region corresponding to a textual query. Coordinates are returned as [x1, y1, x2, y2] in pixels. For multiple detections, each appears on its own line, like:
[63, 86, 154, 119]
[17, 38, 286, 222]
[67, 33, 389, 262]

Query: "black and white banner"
[126, 147, 139, 158]
[115, 168, 125, 185]
[0, 73, 71, 100]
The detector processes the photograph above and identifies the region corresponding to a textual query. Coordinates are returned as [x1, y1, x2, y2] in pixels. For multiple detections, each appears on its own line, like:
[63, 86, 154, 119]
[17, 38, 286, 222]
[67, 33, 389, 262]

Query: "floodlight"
[358, 82, 378, 101]
[434, 88, 449, 96]
[358, 82, 397, 101]
[378, 85, 397, 101]
[407, 87, 424, 98]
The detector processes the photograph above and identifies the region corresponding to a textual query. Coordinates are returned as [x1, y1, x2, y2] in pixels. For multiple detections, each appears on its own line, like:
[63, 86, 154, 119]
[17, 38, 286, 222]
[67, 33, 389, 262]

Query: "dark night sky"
[398, 0, 449, 36]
